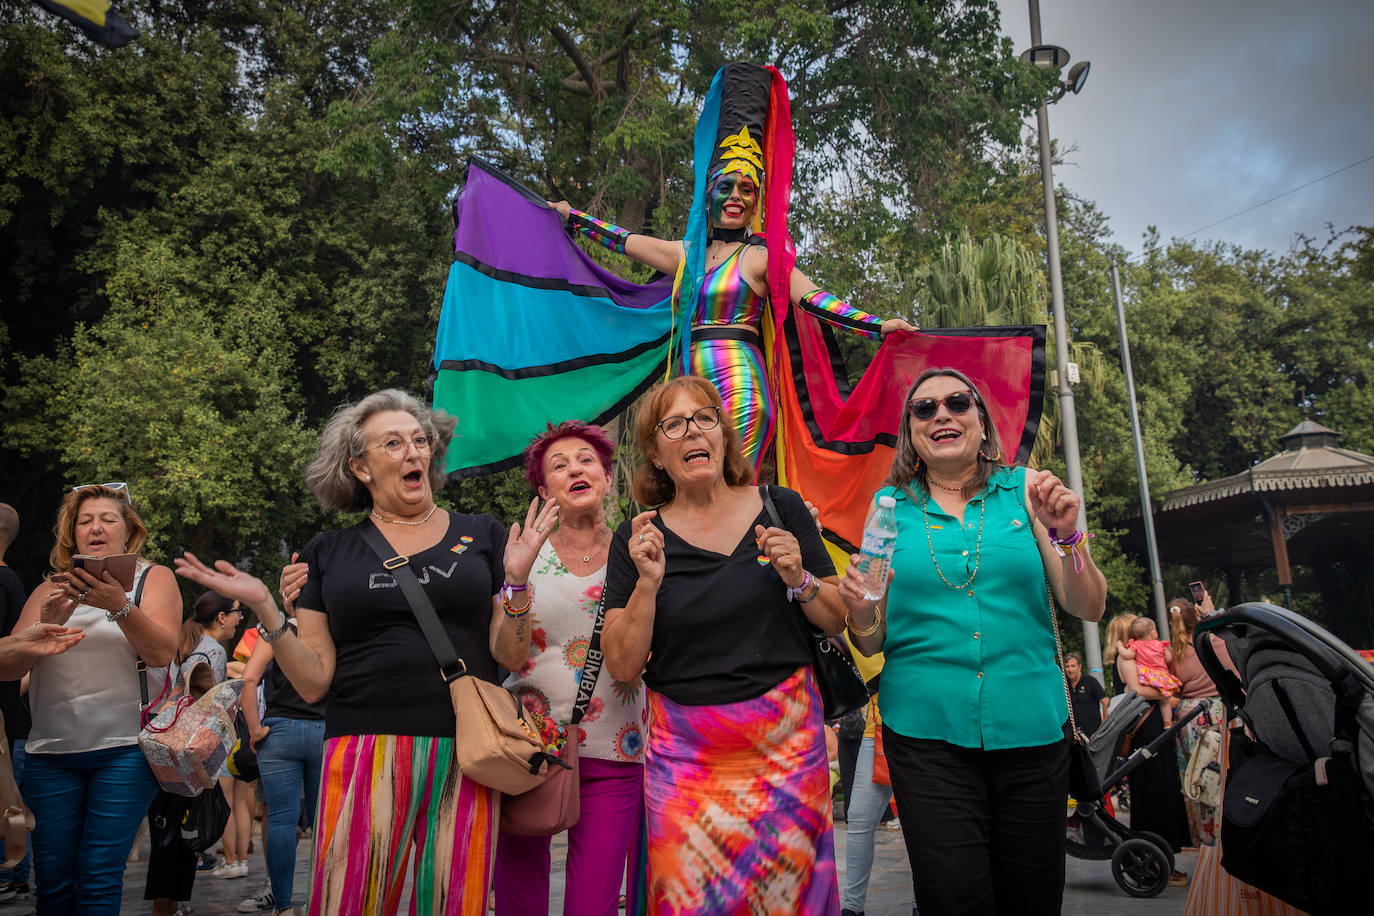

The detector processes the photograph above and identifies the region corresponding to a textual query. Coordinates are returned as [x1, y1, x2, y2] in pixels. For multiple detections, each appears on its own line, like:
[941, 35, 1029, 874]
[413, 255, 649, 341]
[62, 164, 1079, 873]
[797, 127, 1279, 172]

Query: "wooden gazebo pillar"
[1267, 505, 1294, 608]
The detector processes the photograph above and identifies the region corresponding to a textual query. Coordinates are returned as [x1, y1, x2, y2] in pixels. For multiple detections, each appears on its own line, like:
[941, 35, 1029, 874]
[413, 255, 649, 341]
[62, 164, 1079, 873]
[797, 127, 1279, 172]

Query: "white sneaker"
[233, 860, 250, 879]
[213, 860, 249, 879]
[238, 880, 275, 912]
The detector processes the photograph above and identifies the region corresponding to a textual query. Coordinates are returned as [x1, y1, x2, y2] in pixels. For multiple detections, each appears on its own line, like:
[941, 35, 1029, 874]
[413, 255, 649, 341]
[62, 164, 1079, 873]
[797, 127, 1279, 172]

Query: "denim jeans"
[0, 739, 31, 884]
[257, 716, 325, 910]
[23, 744, 159, 915]
[842, 736, 911, 913]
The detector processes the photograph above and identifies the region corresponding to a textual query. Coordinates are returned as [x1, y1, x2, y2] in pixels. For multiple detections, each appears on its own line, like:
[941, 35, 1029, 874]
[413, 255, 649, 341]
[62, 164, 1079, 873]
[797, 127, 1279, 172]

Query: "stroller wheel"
[1132, 831, 1176, 871]
[1110, 837, 1171, 898]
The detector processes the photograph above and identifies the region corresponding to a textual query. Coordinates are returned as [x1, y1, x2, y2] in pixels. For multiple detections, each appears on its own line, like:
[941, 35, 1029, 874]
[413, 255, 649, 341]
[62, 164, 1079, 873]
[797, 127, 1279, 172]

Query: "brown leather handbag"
[359, 524, 559, 796]
[499, 591, 608, 835]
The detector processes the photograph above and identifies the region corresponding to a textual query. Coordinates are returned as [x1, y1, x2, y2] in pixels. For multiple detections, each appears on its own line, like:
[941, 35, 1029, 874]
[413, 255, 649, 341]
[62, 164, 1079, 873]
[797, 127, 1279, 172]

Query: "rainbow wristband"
[566, 208, 632, 255]
[786, 570, 814, 603]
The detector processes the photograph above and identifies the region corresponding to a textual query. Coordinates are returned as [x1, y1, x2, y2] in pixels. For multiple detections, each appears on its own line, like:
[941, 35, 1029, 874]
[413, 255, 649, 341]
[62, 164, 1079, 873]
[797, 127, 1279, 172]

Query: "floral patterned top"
[504, 539, 646, 763]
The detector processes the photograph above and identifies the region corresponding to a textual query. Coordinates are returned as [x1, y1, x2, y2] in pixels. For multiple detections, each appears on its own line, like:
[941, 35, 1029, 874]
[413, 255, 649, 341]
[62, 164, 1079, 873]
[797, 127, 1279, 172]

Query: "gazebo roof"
[1159, 421, 1374, 511]
[1119, 419, 1374, 570]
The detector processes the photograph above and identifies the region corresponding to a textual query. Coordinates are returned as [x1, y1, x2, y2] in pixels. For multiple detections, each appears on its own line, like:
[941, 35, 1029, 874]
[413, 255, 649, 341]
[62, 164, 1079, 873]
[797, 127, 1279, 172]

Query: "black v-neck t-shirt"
[603, 486, 835, 706]
[296, 512, 506, 739]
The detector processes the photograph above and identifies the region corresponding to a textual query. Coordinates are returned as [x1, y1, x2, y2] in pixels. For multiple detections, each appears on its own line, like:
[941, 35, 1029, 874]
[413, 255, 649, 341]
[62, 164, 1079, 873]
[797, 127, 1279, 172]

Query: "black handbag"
[760, 485, 869, 721]
[148, 783, 230, 854]
[227, 709, 259, 782]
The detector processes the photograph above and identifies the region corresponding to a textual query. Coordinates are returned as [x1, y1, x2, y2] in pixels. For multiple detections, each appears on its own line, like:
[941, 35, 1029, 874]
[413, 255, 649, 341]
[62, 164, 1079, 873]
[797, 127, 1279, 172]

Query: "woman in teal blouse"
[840, 367, 1106, 915]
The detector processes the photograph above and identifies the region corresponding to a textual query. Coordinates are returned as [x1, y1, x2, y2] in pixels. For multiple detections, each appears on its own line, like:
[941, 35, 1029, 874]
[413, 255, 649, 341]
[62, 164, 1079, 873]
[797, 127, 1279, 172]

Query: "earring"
[364, 474, 371, 482]
[978, 447, 1001, 462]
[912, 454, 921, 470]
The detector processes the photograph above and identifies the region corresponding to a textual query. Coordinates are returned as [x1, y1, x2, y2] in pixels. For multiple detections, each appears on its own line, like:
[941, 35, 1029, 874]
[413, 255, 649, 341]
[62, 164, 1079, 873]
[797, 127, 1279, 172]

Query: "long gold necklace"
[921, 488, 984, 595]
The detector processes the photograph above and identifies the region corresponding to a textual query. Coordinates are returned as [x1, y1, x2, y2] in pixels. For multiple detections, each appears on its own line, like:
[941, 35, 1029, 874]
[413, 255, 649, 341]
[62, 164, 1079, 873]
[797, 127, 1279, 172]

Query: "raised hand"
[628, 510, 665, 587]
[755, 524, 805, 589]
[279, 552, 308, 613]
[174, 551, 272, 608]
[12, 622, 85, 658]
[1026, 468, 1081, 532]
[505, 498, 558, 585]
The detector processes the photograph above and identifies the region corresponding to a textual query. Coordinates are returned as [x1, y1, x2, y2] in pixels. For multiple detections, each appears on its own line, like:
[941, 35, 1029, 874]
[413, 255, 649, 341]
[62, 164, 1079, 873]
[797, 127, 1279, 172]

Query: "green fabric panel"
[435, 345, 666, 476]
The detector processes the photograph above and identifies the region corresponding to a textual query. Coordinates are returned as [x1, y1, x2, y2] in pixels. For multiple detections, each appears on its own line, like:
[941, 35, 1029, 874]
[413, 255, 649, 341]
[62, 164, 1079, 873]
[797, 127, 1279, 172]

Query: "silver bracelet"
[261, 618, 292, 643]
[105, 600, 134, 624]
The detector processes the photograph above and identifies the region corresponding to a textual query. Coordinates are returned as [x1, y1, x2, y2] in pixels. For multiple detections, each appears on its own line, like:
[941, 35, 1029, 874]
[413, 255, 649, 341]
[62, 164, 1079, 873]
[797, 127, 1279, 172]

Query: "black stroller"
[1066, 688, 1207, 897]
[1194, 602, 1374, 915]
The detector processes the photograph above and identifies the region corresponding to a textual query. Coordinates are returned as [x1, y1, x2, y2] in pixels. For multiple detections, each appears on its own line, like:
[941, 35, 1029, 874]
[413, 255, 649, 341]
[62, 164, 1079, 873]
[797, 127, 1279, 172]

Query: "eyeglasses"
[72, 482, 131, 502]
[657, 406, 721, 439]
[907, 391, 976, 422]
[364, 434, 433, 458]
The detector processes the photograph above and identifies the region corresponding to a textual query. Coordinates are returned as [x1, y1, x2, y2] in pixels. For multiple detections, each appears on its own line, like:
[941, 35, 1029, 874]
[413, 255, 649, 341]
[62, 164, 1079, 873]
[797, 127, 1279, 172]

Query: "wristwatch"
[261, 618, 292, 643]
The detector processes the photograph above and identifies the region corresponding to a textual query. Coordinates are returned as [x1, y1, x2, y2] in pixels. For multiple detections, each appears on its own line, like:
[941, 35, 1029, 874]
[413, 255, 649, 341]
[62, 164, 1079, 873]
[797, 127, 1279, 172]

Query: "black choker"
[709, 227, 749, 243]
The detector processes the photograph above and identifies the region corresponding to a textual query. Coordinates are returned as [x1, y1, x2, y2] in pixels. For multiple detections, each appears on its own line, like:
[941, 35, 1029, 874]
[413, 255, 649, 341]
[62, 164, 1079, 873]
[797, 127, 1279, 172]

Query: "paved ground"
[0, 820, 1196, 914]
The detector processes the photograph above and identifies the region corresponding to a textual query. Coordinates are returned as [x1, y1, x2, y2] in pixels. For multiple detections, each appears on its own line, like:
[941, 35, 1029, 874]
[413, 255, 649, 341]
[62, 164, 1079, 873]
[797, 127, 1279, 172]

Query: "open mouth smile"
[683, 449, 711, 465]
[930, 428, 962, 442]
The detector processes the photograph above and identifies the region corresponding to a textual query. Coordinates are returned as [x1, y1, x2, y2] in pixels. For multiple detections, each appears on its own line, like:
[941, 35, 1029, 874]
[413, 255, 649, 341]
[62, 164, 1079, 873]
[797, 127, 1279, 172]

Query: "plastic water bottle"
[858, 495, 898, 601]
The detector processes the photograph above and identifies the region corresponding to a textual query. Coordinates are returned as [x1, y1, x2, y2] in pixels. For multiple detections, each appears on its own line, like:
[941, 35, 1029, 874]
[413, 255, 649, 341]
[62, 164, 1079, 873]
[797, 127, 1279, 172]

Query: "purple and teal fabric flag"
[433, 159, 675, 478]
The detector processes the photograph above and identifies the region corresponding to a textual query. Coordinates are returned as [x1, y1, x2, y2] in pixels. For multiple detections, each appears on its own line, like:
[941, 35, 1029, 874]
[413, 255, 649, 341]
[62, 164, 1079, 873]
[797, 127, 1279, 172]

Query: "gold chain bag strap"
[1044, 562, 1102, 801]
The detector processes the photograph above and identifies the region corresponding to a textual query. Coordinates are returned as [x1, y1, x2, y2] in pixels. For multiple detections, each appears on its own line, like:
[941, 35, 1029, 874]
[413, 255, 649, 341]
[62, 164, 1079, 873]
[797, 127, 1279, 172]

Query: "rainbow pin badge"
[452, 535, 474, 555]
[1011, 519, 1024, 528]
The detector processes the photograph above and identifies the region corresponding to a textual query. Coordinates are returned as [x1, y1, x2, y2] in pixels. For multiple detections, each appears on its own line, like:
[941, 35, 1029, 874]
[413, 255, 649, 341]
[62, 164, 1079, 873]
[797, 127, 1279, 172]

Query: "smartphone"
[1189, 580, 1206, 604]
[72, 553, 138, 591]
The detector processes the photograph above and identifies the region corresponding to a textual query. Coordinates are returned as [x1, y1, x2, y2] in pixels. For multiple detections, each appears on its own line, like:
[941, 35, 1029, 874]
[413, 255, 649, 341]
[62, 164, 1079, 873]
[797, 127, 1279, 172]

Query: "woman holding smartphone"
[7, 483, 181, 915]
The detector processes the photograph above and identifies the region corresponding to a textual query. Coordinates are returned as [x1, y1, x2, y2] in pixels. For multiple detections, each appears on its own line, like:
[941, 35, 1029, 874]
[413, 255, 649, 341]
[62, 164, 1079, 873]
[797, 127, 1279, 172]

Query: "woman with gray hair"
[176, 389, 554, 916]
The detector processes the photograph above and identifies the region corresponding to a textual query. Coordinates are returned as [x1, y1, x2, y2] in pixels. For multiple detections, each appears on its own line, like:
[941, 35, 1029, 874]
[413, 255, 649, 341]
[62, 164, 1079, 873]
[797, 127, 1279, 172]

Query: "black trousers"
[882, 723, 1070, 916]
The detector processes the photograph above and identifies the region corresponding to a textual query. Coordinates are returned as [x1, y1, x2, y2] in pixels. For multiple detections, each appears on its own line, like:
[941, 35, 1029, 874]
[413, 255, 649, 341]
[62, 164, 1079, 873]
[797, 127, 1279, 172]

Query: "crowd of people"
[0, 62, 1236, 914]
[0, 359, 1130, 915]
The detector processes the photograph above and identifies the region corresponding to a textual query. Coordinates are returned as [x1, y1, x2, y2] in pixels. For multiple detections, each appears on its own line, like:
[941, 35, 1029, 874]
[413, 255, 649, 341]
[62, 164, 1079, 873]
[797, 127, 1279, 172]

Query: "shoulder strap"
[760, 484, 783, 529]
[570, 592, 608, 725]
[357, 522, 468, 683]
[133, 564, 153, 710]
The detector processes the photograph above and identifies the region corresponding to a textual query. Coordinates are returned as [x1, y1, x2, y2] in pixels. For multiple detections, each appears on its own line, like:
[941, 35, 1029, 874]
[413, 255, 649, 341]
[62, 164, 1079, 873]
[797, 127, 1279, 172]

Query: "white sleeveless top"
[27, 562, 168, 754]
[503, 541, 646, 763]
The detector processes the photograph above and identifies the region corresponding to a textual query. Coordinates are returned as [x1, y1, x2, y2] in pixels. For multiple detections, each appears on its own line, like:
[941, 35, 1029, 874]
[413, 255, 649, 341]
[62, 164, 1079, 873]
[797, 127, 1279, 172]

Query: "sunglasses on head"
[906, 391, 976, 422]
[72, 481, 131, 502]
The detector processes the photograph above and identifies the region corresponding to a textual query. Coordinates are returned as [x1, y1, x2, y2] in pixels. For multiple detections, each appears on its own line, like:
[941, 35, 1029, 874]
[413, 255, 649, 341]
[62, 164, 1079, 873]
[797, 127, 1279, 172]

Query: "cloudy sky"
[995, 0, 1374, 257]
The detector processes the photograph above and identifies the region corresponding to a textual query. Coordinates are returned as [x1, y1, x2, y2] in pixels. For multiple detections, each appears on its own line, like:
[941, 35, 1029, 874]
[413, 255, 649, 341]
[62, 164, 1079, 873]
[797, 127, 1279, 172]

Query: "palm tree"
[915, 231, 1106, 466]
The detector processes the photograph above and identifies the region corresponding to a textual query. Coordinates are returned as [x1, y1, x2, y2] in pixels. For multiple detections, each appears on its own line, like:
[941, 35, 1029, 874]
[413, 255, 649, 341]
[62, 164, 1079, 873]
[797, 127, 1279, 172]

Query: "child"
[1116, 616, 1182, 726]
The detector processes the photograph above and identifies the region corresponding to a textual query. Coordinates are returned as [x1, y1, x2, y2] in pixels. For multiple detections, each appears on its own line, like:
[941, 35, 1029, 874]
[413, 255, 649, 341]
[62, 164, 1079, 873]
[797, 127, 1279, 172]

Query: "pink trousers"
[493, 757, 644, 916]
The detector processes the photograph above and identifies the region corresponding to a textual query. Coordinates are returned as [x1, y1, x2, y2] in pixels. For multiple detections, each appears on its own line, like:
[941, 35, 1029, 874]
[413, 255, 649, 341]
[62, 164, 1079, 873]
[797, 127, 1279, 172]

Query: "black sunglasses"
[907, 391, 976, 422]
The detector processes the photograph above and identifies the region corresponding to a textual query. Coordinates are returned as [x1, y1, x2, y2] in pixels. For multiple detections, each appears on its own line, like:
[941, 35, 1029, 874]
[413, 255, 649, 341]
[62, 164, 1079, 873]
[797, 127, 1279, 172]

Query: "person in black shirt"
[176, 388, 552, 916]
[602, 376, 848, 913]
[1065, 652, 1107, 736]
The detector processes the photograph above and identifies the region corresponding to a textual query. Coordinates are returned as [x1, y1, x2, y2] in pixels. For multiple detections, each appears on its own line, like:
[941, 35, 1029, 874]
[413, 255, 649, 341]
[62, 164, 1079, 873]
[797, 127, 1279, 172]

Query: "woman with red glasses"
[840, 367, 1106, 915]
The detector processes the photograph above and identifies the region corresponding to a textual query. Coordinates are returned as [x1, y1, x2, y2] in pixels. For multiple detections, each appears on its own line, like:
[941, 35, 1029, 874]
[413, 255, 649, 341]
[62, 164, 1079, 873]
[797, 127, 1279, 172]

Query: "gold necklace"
[558, 527, 608, 564]
[371, 503, 439, 526]
[921, 488, 984, 594]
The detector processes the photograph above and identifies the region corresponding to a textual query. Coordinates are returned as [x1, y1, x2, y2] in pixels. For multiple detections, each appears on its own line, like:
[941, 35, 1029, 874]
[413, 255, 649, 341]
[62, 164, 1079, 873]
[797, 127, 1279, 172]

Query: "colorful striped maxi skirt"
[309, 733, 498, 916]
[644, 665, 839, 915]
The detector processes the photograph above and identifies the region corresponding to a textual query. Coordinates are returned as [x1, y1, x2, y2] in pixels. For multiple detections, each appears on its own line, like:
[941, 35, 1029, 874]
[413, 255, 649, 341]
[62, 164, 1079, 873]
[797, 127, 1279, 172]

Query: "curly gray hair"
[305, 389, 457, 513]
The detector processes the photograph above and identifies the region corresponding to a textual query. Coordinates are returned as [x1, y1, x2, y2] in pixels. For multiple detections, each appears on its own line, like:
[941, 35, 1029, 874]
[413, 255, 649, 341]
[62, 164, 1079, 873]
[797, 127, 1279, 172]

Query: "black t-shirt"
[1070, 673, 1107, 736]
[0, 566, 27, 745]
[262, 622, 329, 722]
[297, 512, 506, 739]
[603, 486, 836, 706]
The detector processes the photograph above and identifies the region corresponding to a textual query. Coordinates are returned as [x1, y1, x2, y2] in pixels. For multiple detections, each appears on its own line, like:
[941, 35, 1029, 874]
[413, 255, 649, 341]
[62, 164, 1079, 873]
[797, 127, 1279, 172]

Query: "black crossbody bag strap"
[133, 564, 153, 709]
[570, 593, 608, 726]
[358, 522, 468, 683]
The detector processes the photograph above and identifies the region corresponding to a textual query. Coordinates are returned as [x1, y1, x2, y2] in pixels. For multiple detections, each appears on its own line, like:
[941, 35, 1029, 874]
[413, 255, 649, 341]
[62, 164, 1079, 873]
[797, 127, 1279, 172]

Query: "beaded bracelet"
[501, 590, 532, 618]
[1048, 527, 1096, 573]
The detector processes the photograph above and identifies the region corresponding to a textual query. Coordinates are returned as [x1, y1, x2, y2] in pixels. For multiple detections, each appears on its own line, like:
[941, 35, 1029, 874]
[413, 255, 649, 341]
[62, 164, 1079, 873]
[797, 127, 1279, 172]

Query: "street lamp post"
[1025, 0, 1104, 684]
